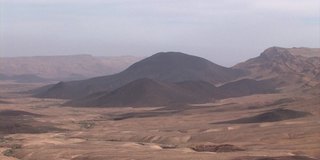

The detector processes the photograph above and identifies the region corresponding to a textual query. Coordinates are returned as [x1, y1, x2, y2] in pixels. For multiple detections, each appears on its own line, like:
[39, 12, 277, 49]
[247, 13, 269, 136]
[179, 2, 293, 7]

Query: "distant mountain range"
[0, 74, 49, 83]
[0, 54, 143, 82]
[32, 47, 320, 107]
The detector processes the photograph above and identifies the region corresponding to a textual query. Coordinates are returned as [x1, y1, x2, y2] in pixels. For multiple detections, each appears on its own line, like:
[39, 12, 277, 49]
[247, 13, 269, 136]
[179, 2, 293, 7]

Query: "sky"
[0, 0, 319, 66]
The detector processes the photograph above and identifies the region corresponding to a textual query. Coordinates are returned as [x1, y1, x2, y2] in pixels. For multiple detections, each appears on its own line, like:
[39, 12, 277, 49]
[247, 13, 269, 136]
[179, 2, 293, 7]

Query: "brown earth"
[233, 155, 318, 160]
[213, 108, 311, 124]
[0, 83, 319, 160]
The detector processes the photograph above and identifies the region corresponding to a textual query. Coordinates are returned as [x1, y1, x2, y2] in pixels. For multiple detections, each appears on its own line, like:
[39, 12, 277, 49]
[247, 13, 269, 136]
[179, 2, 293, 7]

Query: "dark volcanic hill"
[36, 52, 243, 99]
[67, 78, 275, 107]
[121, 52, 242, 83]
[234, 47, 320, 88]
[35, 47, 318, 107]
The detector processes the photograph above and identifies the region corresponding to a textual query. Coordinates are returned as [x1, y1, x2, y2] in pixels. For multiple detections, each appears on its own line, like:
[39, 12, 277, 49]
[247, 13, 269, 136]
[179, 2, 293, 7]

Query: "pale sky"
[1, 0, 319, 66]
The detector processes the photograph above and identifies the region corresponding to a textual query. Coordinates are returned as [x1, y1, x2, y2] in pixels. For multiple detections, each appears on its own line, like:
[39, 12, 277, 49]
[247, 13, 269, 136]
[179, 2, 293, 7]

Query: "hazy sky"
[1, 0, 319, 66]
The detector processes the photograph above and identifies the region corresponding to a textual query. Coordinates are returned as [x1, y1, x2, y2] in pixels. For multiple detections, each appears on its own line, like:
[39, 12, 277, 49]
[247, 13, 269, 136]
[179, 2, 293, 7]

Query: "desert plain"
[0, 82, 319, 160]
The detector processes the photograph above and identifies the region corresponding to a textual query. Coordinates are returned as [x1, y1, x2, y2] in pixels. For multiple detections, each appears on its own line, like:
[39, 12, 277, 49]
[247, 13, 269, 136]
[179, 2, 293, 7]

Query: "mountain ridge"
[0, 54, 142, 81]
[234, 47, 320, 88]
[34, 47, 319, 107]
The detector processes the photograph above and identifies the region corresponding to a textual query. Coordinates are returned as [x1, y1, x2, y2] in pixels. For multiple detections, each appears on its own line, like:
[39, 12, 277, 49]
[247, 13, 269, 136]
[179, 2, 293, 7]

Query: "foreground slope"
[36, 52, 243, 99]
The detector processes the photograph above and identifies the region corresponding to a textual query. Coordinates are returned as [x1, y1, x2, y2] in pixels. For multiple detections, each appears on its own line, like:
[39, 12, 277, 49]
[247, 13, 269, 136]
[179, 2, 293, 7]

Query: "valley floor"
[0, 83, 319, 160]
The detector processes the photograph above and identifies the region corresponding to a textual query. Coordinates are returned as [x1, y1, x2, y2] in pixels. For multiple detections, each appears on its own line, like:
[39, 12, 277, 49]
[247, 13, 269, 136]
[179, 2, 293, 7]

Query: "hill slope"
[67, 78, 276, 107]
[66, 78, 216, 107]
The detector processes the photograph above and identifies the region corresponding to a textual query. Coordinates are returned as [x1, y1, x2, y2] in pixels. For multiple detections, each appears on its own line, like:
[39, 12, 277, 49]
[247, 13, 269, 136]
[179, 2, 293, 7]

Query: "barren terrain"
[0, 83, 319, 160]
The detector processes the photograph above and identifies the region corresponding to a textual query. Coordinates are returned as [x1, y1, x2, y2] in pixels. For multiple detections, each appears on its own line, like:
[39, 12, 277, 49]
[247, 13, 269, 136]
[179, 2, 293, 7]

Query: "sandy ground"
[0, 83, 319, 160]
